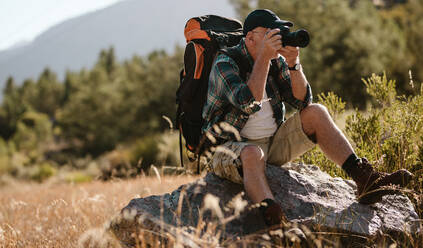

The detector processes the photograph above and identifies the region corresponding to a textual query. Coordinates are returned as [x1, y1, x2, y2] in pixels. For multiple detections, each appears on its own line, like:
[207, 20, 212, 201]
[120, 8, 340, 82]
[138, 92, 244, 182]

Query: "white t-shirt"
[240, 91, 277, 140]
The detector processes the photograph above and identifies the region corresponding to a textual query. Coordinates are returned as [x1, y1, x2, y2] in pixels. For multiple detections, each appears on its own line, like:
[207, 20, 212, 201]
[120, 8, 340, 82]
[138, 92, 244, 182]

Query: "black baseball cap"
[243, 9, 293, 35]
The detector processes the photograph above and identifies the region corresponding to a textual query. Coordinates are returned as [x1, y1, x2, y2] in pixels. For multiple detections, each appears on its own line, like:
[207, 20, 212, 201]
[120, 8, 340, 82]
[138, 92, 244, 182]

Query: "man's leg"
[300, 103, 413, 204]
[240, 145, 287, 225]
[208, 140, 275, 202]
[300, 103, 353, 166]
[209, 140, 286, 225]
[240, 145, 273, 203]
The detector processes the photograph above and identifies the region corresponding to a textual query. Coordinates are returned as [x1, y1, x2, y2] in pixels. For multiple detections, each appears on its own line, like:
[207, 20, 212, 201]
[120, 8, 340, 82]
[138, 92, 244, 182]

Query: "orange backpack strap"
[192, 43, 205, 80]
[184, 42, 205, 80]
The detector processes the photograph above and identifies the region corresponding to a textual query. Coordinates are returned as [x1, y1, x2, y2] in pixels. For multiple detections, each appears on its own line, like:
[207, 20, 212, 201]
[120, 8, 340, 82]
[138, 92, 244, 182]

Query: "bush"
[0, 155, 10, 176]
[98, 148, 139, 180]
[130, 135, 160, 171]
[131, 131, 186, 169]
[30, 162, 57, 182]
[11, 111, 53, 151]
[0, 138, 9, 175]
[156, 131, 183, 167]
[345, 72, 423, 173]
[65, 171, 92, 183]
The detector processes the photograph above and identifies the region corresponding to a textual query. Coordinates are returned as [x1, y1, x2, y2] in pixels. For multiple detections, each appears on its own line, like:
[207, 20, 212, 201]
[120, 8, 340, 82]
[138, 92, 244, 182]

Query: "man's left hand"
[278, 46, 300, 67]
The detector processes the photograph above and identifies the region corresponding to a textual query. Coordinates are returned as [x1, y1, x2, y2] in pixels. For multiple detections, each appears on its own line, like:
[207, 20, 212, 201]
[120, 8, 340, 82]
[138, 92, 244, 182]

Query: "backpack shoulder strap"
[268, 60, 283, 103]
[219, 47, 251, 81]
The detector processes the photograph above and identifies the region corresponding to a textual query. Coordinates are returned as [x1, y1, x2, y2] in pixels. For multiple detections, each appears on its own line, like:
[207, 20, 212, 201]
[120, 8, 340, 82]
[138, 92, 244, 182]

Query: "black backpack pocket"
[178, 112, 203, 152]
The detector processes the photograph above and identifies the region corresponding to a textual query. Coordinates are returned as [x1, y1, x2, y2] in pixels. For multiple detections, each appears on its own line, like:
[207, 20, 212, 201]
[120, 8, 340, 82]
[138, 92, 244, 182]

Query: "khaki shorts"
[209, 112, 315, 184]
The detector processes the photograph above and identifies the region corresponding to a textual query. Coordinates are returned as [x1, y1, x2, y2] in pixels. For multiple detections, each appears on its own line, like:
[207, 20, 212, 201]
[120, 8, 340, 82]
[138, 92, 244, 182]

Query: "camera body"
[278, 25, 310, 48]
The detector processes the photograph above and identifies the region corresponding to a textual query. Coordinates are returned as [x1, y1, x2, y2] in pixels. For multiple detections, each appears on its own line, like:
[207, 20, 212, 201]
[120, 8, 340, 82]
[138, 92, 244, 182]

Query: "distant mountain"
[0, 0, 236, 91]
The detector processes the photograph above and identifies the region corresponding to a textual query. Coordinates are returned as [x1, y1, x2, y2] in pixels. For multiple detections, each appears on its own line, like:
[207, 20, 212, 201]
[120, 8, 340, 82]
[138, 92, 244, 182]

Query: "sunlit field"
[0, 175, 199, 247]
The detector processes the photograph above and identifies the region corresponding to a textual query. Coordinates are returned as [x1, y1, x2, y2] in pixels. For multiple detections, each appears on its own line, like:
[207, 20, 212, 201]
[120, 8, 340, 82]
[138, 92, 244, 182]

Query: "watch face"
[289, 64, 300, 70]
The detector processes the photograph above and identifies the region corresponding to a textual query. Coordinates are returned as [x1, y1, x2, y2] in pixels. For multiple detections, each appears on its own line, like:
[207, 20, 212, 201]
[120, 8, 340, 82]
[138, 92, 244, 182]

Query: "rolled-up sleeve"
[211, 56, 261, 114]
[282, 82, 312, 110]
[277, 57, 312, 110]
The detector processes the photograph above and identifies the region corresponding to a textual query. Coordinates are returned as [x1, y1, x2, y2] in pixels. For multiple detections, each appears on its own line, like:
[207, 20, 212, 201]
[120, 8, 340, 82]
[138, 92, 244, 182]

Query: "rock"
[109, 163, 420, 247]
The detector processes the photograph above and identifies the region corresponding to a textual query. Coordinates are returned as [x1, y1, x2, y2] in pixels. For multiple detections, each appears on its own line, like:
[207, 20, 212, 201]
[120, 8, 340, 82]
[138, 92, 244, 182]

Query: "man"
[202, 9, 414, 226]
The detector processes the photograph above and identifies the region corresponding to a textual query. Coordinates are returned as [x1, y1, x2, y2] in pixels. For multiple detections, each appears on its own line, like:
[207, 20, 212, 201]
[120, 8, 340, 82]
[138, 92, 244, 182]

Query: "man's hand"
[278, 46, 300, 67]
[257, 29, 282, 61]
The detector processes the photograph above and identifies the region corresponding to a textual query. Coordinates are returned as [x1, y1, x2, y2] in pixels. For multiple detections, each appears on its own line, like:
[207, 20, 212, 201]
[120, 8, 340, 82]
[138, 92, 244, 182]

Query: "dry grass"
[0, 175, 200, 248]
[1, 173, 422, 248]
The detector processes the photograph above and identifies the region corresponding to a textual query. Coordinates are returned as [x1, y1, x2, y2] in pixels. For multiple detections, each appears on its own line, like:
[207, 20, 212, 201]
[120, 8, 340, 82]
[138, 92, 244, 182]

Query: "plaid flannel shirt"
[202, 38, 312, 142]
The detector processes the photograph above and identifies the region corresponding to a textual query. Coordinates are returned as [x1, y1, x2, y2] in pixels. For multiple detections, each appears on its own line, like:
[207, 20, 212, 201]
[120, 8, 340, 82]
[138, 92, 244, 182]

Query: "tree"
[380, 0, 423, 87]
[17, 68, 64, 119]
[56, 46, 184, 156]
[0, 76, 27, 139]
[56, 66, 123, 155]
[95, 47, 119, 79]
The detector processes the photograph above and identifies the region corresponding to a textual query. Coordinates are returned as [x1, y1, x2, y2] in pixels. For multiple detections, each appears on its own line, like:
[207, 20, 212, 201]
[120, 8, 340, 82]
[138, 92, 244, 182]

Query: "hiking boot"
[259, 199, 308, 246]
[349, 158, 414, 204]
[259, 199, 288, 226]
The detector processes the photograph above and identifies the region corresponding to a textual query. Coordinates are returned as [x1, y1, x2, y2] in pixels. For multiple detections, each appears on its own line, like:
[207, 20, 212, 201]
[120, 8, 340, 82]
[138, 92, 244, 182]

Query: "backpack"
[176, 15, 244, 170]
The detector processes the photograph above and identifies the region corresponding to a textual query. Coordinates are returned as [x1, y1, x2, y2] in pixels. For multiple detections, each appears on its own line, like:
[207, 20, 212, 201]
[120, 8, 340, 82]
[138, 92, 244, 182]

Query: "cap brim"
[271, 20, 293, 28]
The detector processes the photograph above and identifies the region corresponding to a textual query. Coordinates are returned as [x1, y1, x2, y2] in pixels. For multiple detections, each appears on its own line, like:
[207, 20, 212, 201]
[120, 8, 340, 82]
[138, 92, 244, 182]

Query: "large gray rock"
[110, 163, 420, 246]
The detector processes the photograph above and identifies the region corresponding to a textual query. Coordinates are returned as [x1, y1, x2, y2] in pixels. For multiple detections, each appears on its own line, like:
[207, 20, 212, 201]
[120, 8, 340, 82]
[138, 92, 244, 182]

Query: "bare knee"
[301, 103, 329, 121]
[300, 103, 330, 140]
[240, 145, 265, 171]
[301, 104, 331, 126]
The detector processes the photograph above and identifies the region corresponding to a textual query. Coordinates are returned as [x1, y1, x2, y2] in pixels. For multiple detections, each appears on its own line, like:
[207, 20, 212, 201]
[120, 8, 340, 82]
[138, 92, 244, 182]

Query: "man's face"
[247, 26, 271, 52]
[249, 27, 269, 42]
[245, 26, 283, 60]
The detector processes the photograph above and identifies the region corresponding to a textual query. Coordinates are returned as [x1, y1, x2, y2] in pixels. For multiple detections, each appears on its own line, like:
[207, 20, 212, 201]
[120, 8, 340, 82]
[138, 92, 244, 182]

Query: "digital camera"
[278, 25, 310, 48]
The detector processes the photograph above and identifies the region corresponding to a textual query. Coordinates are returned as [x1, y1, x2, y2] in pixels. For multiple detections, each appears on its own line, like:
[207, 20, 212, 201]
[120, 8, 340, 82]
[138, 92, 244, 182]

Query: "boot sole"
[357, 169, 414, 205]
[357, 187, 402, 204]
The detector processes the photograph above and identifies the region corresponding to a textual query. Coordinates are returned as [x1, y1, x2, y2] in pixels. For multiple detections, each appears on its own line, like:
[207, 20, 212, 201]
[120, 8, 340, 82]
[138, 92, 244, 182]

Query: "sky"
[0, 0, 122, 51]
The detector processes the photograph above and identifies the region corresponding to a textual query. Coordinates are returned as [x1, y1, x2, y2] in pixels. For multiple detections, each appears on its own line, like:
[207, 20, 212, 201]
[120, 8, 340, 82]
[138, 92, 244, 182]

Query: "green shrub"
[0, 138, 9, 175]
[11, 111, 53, 151]
[156, 131, 183, 166]
[0, 156, 10, 176]
[345, 73, 423, 173]
[65, 171, 92, 183]
[31, 162, 57, 182]
[130, 135, 160, 170]
[98, 149, 138, 180]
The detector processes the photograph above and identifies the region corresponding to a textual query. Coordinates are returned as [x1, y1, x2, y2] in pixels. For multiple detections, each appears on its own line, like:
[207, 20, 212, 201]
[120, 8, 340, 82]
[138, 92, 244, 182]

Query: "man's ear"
[245, 32, 254, 45]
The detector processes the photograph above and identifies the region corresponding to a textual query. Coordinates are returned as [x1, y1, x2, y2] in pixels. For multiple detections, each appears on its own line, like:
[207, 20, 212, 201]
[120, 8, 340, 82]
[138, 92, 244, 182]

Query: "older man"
[202, 9, 413, 226]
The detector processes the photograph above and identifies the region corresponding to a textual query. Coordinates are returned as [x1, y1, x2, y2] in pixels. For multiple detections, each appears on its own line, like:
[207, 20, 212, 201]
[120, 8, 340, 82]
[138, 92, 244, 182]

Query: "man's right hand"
[257, 28, 282, 61]
[247, 28, 283, 102]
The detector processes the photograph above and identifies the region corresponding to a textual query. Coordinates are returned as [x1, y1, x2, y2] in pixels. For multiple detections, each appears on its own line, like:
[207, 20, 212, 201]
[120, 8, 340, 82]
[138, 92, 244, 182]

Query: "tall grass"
[0, 175, 199, 247]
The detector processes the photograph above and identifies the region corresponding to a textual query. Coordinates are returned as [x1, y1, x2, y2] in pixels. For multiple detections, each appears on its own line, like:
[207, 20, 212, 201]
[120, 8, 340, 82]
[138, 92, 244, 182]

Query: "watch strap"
[288, 63, 301, 71]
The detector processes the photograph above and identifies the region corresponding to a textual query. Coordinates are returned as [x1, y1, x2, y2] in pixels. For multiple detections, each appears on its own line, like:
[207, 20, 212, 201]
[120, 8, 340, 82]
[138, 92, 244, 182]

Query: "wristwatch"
[288, 63, 301, 71]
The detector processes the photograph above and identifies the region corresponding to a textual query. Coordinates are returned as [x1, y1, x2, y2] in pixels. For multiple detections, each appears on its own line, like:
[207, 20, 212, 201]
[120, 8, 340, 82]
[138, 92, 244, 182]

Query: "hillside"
[0, 0, 236, 90]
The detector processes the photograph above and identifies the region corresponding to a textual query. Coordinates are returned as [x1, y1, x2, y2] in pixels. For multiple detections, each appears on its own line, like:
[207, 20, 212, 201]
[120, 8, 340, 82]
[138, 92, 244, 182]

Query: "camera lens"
[282, 29, 310, 48]
[293, 29, 310, 48]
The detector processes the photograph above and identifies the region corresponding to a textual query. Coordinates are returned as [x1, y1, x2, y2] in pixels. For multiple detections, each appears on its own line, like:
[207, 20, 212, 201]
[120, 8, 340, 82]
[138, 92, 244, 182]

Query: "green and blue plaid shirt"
[202, 38, 312, 141]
